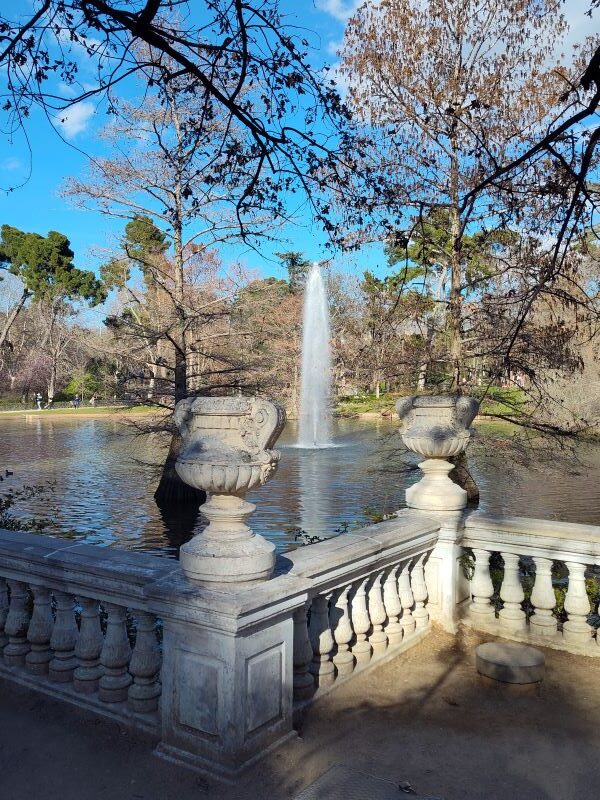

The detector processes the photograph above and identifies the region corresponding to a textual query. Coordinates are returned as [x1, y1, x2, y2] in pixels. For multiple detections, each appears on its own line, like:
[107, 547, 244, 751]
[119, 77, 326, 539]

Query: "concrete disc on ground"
[293, 765, 443, 800]
[476, 641, 545, 684]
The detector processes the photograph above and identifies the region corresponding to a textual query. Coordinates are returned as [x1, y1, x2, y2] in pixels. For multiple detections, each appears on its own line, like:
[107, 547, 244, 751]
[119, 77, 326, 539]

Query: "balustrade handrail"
[0, 528, 177, 610]
[282, 509, 441, 597]
[463, 513, 600, 564]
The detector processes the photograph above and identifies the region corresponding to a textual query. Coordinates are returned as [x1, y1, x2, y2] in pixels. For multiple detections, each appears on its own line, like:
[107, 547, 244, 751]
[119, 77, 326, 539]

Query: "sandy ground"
[0, 407, 159, 420]
[1, 626, 599, 800]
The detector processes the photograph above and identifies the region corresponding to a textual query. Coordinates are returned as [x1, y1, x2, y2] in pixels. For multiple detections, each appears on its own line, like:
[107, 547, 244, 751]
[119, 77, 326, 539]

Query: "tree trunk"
[448, 179, 462, 391]
[153, 433, 205, 505]
[449, 450, 479, 504]
[0, 289, 30, 350]
[46, 362, 57, 408]
[153, 133, 196, 506]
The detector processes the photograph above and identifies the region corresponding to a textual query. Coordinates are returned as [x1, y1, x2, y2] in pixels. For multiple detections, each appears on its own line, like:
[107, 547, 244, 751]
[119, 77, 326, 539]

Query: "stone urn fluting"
[396, 395, 480, 511]
[173, 396, 285, 584]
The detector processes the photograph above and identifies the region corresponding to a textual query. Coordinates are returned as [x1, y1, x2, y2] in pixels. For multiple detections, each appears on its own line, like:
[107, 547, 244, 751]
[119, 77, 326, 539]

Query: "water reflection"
[1, 414, 600, 558]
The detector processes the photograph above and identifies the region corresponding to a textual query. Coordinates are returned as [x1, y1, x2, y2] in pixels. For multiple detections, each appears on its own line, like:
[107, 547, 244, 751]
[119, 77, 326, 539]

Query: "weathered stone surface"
[173, 396, 285, 584]
[396, 395, 479, 512]
[476, 641, 545, 684]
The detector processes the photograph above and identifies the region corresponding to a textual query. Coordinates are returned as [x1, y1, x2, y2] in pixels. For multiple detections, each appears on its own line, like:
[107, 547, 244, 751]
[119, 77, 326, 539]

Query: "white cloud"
[327, 38, 344, 56]
[55, 101, 95, 138]
[1, 157, 23, 171]
[316, 0, 362, 22]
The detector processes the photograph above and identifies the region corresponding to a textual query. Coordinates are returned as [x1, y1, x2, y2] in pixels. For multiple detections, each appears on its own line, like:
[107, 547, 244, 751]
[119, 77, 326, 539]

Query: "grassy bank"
[336, 387, 528, 421]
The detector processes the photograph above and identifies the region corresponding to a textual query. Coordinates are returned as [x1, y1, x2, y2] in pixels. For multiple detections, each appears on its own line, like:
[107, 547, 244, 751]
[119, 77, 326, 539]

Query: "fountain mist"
[298, 262, 332, 447]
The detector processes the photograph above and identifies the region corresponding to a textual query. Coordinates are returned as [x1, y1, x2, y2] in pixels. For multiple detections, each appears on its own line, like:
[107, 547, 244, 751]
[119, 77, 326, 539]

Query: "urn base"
[179, 493, 276, 584]
[405, 458, 467, 511]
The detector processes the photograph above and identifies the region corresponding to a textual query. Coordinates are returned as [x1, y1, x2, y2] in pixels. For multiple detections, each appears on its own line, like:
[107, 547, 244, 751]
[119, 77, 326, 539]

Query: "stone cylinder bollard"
[173, 396, 285, 584]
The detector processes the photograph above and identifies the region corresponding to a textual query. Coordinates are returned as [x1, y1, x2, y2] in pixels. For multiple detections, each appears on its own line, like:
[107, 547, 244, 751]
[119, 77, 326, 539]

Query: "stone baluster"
[331, 586, 355, 677]
[411, 555, 430, 629]
[383, 564, 403, 647]
[350, 578, 372, 666]
[292, 604, 315, 701]
[469, 549, 495, 622]
[49, 591, 79, 682]
[74, 597, 104, 693]
[368, 572, 388, 656]
[4, 580, 31, 666]
[529, 557, 558, 639]
[99, 603, 132, 702]
[128, 611, 161, 713]
[25, 585, 53, 675]
[308, 594, 335, 688]
[0, 577, 8, 652]
[563, 561, 593, 647]
[398, 562, 416, 637]
[498, 552, 527, 633]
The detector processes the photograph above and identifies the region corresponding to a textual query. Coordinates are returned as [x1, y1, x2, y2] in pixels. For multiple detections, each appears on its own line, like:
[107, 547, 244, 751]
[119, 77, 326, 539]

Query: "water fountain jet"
[298, 262, 332, 448]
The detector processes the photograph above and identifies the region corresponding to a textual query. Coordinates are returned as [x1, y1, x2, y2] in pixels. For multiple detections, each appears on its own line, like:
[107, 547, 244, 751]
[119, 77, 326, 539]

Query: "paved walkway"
[1, 627, 598, 800]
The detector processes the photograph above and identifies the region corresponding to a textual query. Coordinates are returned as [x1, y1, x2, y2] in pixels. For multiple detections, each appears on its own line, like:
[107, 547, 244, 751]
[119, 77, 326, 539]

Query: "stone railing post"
[25, 585, 53, 675]
[292, 604, 315, 700]
[49, 591, 78, 683]
[148, 574, 307, 780]
[563, 561, 592, 647]
[308, 594, 336, 687]
[151, 395, 308, 779]
[529, 557, 559, 639]
[498, 552, 527, 634]
[4, 580, 31, 667]
[396, 395, 479, 632]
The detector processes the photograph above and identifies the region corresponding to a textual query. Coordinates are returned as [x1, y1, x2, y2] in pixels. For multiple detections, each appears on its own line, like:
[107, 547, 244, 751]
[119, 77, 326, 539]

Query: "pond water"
[1, 415, 600, 559]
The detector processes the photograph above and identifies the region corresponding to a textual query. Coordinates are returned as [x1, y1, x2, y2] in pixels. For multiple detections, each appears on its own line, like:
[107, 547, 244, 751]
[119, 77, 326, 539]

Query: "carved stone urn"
[173, 396, 285, 584]
[396, 394, 479, 511]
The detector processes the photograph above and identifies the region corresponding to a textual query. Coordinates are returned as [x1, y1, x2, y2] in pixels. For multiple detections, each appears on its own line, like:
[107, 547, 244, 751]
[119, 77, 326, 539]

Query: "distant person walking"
[35, 392, 43, 410]
[90, 395, 97, 408]
[72, 394, 81, 409]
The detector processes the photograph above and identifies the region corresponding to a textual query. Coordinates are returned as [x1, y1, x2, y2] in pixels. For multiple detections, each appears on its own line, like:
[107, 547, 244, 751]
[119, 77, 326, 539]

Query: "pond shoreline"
[0, 406, 161, 420]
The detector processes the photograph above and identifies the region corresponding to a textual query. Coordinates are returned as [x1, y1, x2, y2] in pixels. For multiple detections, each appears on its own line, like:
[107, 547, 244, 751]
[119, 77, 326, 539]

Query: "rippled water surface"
[1, 415, 600, 558]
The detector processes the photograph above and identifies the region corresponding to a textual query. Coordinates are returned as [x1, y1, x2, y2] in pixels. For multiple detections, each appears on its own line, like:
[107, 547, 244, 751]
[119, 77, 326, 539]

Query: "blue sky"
[0, 1, 358, 287]
[0, 0, 596, 298]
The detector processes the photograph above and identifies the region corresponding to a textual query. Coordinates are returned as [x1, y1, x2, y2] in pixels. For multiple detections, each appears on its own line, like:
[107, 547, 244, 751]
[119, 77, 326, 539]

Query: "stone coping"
[463, 512, 600, 563]
[0, 510, 442, 633]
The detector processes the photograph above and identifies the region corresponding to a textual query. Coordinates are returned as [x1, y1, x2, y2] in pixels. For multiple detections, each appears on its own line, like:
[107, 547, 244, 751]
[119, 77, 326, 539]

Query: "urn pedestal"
[173, 396, 285, 584]
[396, 394, 479, 512]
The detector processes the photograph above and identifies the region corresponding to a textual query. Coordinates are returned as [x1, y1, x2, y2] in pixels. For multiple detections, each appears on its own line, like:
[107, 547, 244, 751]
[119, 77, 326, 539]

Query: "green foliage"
[459, 551, 475, 580]
[0, 224, 105, 305]
[337, 392, 398, 416]
[475, 387, 528, 418]
[101, 215, 168, 290]
[362, 508, 397, 524]
[0, 483, 53, 532]
[64, 370, 103, 399]
[275, 251, 310, 293]
[387, 209, 518, 287]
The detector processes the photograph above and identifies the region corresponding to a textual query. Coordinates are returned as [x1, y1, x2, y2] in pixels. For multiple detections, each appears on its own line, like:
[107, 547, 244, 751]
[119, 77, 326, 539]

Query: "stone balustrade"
[462, 514, 600, 655]
[284, 510, 439, 702]
[0, 510, 441, 778]
[0, 529, 173, 731]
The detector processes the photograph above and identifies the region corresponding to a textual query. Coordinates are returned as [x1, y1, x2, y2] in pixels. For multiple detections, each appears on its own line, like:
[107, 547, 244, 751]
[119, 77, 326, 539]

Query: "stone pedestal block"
[148, 572, 308, 780]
